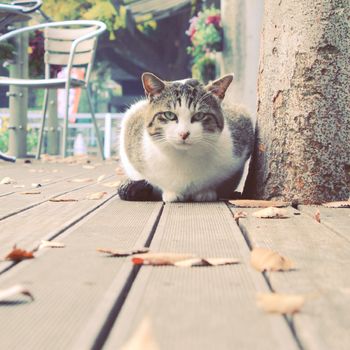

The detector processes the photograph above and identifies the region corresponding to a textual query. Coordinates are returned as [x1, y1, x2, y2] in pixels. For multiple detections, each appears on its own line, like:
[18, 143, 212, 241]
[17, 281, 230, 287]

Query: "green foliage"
[186, 6, 222, 83]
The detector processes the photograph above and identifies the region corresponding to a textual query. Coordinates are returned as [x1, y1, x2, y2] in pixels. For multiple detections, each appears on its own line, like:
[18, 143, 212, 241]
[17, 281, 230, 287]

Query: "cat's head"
[141, 73, 233, 151]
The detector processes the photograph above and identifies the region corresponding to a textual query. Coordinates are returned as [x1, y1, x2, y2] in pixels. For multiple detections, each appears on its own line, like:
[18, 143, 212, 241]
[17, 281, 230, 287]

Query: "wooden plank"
[0, 199, 163, 350]
[103, 203, 299, 350]
[299, 205, 350, 242]
[232, 205, 350, 350]
[0, 165, 118, 220]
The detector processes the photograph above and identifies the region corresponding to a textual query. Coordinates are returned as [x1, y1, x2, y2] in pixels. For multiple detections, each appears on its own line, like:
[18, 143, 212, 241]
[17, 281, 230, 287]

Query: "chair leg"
[36, 89, 49, 160]
[86, 88, 105, 160]
[62, 86, 70, 158]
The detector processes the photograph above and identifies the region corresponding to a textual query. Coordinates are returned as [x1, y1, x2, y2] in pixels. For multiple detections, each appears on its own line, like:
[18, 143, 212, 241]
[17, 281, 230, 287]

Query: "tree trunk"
[244, 0, 350, 204]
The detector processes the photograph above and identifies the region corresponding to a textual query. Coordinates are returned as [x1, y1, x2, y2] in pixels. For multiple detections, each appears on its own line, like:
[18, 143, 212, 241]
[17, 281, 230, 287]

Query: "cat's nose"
[179, 131, 190, 140]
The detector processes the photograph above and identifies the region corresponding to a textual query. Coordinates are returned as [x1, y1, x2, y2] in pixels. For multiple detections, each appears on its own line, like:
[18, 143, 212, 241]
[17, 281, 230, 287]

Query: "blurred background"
[0, 0, 263, 158]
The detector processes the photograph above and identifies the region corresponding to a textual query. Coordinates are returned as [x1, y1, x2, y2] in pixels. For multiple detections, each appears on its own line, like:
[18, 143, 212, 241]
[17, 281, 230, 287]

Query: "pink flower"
[205, 14, 221, 26]
[186, 16, 199, 37]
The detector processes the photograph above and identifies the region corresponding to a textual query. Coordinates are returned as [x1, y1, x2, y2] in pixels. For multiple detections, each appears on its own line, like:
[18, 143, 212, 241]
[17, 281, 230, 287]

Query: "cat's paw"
[162, 191, 185, 202]
[192, 189, 218, 202]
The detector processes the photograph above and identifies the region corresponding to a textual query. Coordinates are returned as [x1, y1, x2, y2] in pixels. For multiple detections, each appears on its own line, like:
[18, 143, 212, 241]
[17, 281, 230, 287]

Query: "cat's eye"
[191, 112, 206, 122]
[163, 111, 177, 121]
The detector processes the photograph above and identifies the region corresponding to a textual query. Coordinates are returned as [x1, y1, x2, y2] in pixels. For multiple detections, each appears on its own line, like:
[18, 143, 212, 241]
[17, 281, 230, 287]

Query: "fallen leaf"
[97, 174, 106, 183]
[252, 207, 290, 218]
[314, 210, 321, 223]
[121, 317, 159, 350]
[256, 293, 305, 314]
[174, 257, 239, 267]
[31, 183, 42, 188]
[5, 245, 34, 262]
[233, 211, 248, 222]
[103, 181, 121, 188]
[39, 240, 65, 249]
[251, 247, 294, 272]
[20, 191, 41, 195]
[69, 178, 93, 183]
[132, 252, 195, 266]
[0, 177, 16, 185]
[116, 167, 125, 175]
[229, 200, 290, 208]
[49, 197, 78, 202]
[86, 192, 107, 200]
[97, 247, 149, 257]
[323, 201, 350, 208]
[0, 285, 34, 302]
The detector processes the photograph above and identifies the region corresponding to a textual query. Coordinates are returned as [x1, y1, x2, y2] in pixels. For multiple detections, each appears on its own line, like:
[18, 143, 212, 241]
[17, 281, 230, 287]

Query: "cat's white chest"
[142, 125, 244, 194]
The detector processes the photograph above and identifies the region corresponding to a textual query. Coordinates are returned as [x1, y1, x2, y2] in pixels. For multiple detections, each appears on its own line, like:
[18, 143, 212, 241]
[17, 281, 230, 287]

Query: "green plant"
[186, 6, 222, 83]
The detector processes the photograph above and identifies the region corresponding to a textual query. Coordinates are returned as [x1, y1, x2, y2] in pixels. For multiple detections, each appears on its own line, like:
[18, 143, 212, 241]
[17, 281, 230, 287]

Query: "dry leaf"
[20, 191, 41, 195]
[0, 177, 16, 185]
[31, 183, 42, 188]
[69, 178, 93, 183]
[86, 192, 107, 200]
[132, 252, 195, 266]
[97, 174, 106, 183]
[252, 207, 290, 218]
[229, 200, 290, 208]
[174, 257, 239, 267]
[233, 211, 248, 222]
[116, 167, 125, 175]
[256, 293, 305, 314]
[323, 201, 350, 208]
[0, 285, 34, 302]
[39, 240, 65, 249]
[314, 210, 321, 223]
[97, 247, 149, 257]
[121, 317, 159, 350]
[49, 197, 78, 202]
[5, 245, 34, 262]
[103, 181, 121, 188]
[251, 247, 294, 272]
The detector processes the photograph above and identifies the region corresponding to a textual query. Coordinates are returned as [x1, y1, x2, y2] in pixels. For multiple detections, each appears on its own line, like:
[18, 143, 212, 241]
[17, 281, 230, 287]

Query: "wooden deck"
[0, 158, 349, 350]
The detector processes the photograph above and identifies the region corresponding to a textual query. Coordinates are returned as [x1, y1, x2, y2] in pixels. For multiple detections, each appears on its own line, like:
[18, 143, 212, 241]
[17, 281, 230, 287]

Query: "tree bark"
[244, 0, 350, 204]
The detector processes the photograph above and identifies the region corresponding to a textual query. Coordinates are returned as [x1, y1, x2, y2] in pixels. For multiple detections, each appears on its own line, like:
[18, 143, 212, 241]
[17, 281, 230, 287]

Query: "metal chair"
[0, 20, 106, 159]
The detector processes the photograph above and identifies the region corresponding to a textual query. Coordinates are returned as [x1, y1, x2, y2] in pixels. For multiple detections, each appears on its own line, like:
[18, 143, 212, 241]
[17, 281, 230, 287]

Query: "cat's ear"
[205, 74, 233, 100]
[142, 72, 165, 99]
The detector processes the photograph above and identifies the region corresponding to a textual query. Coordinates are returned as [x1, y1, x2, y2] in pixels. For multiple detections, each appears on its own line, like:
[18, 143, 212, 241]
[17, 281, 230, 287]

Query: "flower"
[205, 14, 221, 26]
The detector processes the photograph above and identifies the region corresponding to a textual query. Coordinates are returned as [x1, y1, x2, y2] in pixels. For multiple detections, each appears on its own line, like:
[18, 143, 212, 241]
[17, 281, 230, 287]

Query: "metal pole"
[47, 89, 59, 155]
[8, 22, 28, 158]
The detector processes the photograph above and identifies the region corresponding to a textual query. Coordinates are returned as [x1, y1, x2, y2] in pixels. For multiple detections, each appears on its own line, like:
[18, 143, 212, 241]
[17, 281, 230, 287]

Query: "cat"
[118, 72, 254, 202]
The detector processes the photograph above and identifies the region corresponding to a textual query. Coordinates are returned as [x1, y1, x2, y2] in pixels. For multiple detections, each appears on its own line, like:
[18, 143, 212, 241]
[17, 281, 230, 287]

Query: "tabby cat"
[118, 73, 254, 202]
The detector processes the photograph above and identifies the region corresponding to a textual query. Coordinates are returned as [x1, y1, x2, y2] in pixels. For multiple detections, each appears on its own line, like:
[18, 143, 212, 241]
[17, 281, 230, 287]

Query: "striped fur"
[119, 74, 254, 202]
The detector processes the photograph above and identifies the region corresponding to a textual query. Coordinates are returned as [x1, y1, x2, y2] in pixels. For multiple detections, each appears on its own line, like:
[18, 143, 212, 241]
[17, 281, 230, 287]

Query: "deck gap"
[91, 202, 164, 350]
[226, 202, 305, 350]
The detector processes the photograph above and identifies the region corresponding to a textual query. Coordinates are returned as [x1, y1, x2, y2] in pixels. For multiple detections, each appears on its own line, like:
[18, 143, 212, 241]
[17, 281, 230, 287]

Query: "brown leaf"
[258, 144, 266, 152]
[233, 211, 248, 222]
[323, 201, 350, 208]
[132, 252, 196, 266]
[39, 240, 65, 249]
[97, 247, 149, 257]
[121, 317, 159, 350]
[252, 207, 290, 218]
[20, 191, 41, 195]
[103, 181, 121, 188]
[174, 257, 239, 267]
[5, 245, 34, 262]
[69, 178, 93, 183]
[49, 197, 78, 202]
[256, 293, 305, 314]
[0, 285, 34, 302]
[0, 177, 16, 185]
[251, 247, 294, 272]
[229, 200, 290, 208]
[86, 192, 107, 200]
[314, 210, 321, 223]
